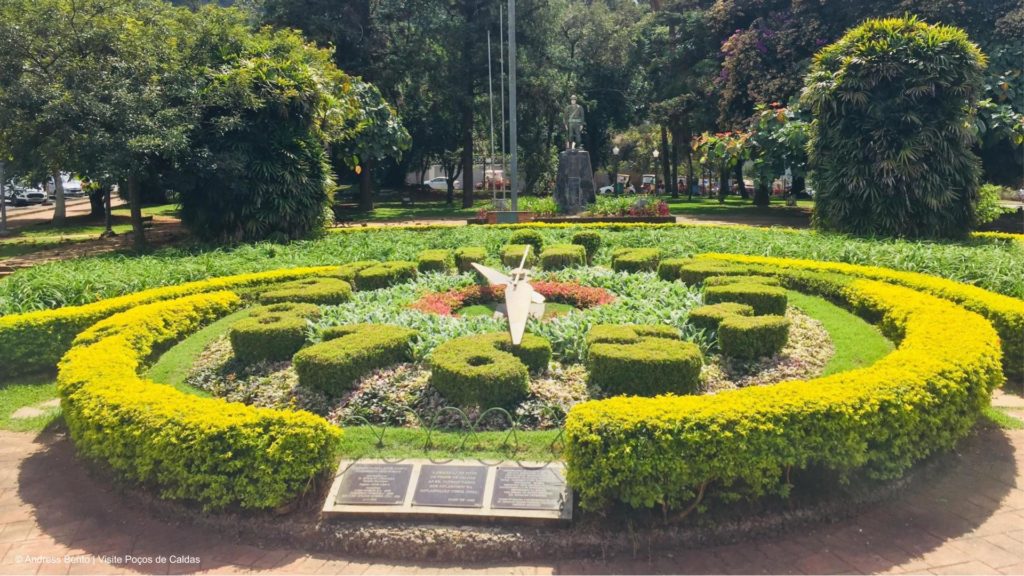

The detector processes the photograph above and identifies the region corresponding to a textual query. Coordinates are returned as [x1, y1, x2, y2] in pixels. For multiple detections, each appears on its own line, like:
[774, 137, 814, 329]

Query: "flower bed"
[410, 281, 615, 316]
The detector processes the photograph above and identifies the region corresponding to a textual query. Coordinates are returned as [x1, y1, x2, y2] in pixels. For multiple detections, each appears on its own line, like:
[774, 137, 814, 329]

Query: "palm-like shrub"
[802, 17, 986, 239]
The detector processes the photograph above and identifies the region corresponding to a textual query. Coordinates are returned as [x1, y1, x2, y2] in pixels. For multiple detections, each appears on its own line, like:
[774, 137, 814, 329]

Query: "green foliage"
[508, 230, 545, 254]
[704, 283, 788, 315]
[332, 261, 379, 283]
[353, 261, 418, 290]
[229, 304, 318, 364]
[293, 323, 417, 395]
[976, 184, 1011, 225]
[803, 16, 987, 239]
[687, 303, 754, 333]
[571, 231, 602, 264]
[453, 247, 487, 273]
[703, 275, 781, 287]
[586, 324, 702, 396]
[257, 278, 353, 305]
[611, 248, 661, 273]
[502, 245, 539, 268]
[540, 244, 587, 271]
[659, 259, 750, 284]
[718, 314, 791, 360]
[429, 332, 552, 408]
[416, 249, 455, 274]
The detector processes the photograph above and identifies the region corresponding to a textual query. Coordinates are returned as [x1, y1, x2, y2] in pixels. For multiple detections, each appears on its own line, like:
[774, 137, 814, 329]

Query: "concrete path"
[0, 424, 1021, 575]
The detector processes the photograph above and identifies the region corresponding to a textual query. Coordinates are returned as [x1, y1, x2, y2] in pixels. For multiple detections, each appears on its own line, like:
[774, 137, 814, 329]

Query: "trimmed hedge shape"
[56, 291, 341, 510]
[0, 266, 339, 380]
[718, 314, 791, 360]
[258, 277, 353, 306]
[703, 275, 781, 287]
[658, 259, 749, 284]
[540, 244, 587, 270]
[454, 247, 487, 273]
[508, 229, 544, 254]
[704, 283, 788, 316]
[571, 231, 602, 264]
[229, 303, 320, 363]
[429, 332, 552, 407]
[332, 260, 379, 283]
[417, 249, 455, 274]
[353, 261, 418, 291]
[611, 248, 661, 273]
[586, 324, 701, 397]
[294, 324, 417, 396]
[688, 303, 755, 333]
[699, 253, 1024, 379]
[502, 244, 538, 268]
[565, 275, 1005, 512]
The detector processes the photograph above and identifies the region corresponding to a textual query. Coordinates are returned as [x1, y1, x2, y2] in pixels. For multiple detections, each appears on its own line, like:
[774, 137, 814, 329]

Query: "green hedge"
[586, 324, 702, 396]
[258, 277, 353, 306]
[687, 303, 754, 333]
[718, 315, 791, 360]
[540, 244, 587, 270]
[571, 231, 602, 264]
[332, 261, 379, 283]
[417, 249, 455, 274]
[611, 248, 661, 273]
[229, 303, 320, 363]
[658, 259, 749, 284]
[353, 262, 418, 291]
[704, 283, 788, 315]
[703, 275, 781, 287]
[502, 245, 538, 268]
[454, 247, 487, 273]
[293, 324, 417, 395]
[508, 229, 544, 254]
[429, 332, 551, 407]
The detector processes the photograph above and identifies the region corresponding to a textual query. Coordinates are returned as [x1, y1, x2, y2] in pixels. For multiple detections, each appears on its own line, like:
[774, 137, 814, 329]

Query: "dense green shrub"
[508, 229, 544, 254]
[353, 261, 418, 290]
[571, 231, 602, 264]
[429, 332, 552, 407]
[540, 244, 587, 270]
[659, 259, 749, 284]
[703, 275, 780, 287]
[718, 315, 791, 360]
[229, 303, 320, 363]
[704, 283, 788, 315]
[258, 277, 353, 305]
[454, 247, 487, 273]
[802, 16, 987, 239]
[332, 261, 379, 283]
[586, 324, 702, 396]
[417, 249, 455, 274]
[687, 303, 754, 333]
[976, 184, 1011, 225]
[611, 248, 661, 273]
[293, 323, 417, 395]
[502, 245, 539, 268]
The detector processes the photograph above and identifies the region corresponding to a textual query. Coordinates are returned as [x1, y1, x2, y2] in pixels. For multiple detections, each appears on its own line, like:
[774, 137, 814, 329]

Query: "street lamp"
[652, 149, 660, 194]
[0, 160, 7, 236]
[611, 146, 621, 195]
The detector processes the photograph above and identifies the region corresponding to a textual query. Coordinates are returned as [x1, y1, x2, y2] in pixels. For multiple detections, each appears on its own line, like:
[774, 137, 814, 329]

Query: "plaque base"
[323, 459, 572, 523]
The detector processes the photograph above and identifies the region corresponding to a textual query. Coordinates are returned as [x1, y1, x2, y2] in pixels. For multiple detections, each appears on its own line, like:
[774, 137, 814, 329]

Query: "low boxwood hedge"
[611, 248, 661, 273]
[293, 323, 418, 395]
[704, 283, 788, 315]
[540, 244, 587, 270]
[508, 229, 544, 254]
[353, 261, 418, 291]
[258, 277, 353, 306]
[417, 249, 455, 274]
[687, 302, 755, 333]
[502, 244, 538, 268]
[571, 231, 602, 264]
[429, 332, 552, 407]
[586, 324, 702, 397]
[703, 275, 781, 287]
[229, 303, 320, 363]
[718, 314, 791, 360]
[454, 247, 487, 273]
[658, 259, 749, 284]
[332, 260, 379, 283]
[57, 291, 341, 510]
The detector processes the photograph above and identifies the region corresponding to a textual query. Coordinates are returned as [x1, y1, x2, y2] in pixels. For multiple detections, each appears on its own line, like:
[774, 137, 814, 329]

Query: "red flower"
[410, 281, 614, 315]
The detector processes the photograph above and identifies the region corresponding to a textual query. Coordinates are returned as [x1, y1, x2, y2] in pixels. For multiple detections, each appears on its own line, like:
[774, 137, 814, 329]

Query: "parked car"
[63, 179, 84, 197]
[423, 176, 459, 191]
[10, 185, 47, 206]
[598, 185, 615, 195]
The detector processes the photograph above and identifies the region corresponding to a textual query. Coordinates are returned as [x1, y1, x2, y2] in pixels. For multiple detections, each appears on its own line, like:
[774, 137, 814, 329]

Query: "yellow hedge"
[57, 291, 341, 510]
[0, 266, 338, 379]
[565, 276, 1004, 511]
[697, 253, 1024, 378]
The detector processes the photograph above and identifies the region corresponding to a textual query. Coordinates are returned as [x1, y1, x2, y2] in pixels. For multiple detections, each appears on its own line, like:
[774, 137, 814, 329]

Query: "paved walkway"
[0, 424, 1022, 575]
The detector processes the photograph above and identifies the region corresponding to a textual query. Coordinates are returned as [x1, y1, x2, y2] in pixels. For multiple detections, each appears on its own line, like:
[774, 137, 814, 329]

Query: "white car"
[598, 185, 615, 195]
[9, 185, 47, 206]
[424, 177, 459, 191]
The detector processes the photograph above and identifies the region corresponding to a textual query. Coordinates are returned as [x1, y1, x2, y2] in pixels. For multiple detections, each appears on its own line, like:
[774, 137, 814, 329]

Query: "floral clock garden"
[0, 224, 1021, 556]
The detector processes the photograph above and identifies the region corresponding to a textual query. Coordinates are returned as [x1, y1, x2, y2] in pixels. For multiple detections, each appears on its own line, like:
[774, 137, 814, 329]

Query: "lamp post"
[507, 0, 518, 214]
[652, 149, 660, 194]
[0, 160, 7, 236]
[611, 145, 621, 195]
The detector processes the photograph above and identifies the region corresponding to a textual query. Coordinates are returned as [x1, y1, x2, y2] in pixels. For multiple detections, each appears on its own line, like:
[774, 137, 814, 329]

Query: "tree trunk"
[101, 185, 116, 237]
[754, 176, 771, 206]
[89, 188, 104, 217]
[718, 168, 728, 204]
[51, 171, 66, 227]
[670, 130, 679, 199]
[790, 174, 805, 206]
[127, 173, 146, 249]
[358, 160, 374, 211]
[734, 163, 747, 200]
[660, 125, 672, 197]
[685, 144, 694, 201]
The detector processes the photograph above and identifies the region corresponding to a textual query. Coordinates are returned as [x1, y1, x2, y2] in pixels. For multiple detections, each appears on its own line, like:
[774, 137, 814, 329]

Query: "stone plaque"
[491, 467, 566, 511]
[335, 463, 413, 505]
[412, 465, 487, 508]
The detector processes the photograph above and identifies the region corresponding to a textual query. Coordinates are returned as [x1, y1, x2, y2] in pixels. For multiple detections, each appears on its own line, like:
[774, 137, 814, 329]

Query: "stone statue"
[563, 95, 585, 150]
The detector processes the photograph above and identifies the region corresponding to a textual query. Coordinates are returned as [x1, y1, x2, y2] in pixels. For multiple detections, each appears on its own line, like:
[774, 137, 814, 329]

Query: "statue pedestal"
[554, 150, 595, 215]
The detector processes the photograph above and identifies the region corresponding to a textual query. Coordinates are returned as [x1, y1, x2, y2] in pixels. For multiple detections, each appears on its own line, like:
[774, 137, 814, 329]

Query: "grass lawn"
[146, 308, 253, 396]
[337, 201, 479, 222]
[664, 196, 813, 216]
[787, 291, 894, 375]
[0, 374, 60, 433]
[337, 426, 563, 461]
[111, 203, 180, 218]
[982, 406, 1024, 430]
